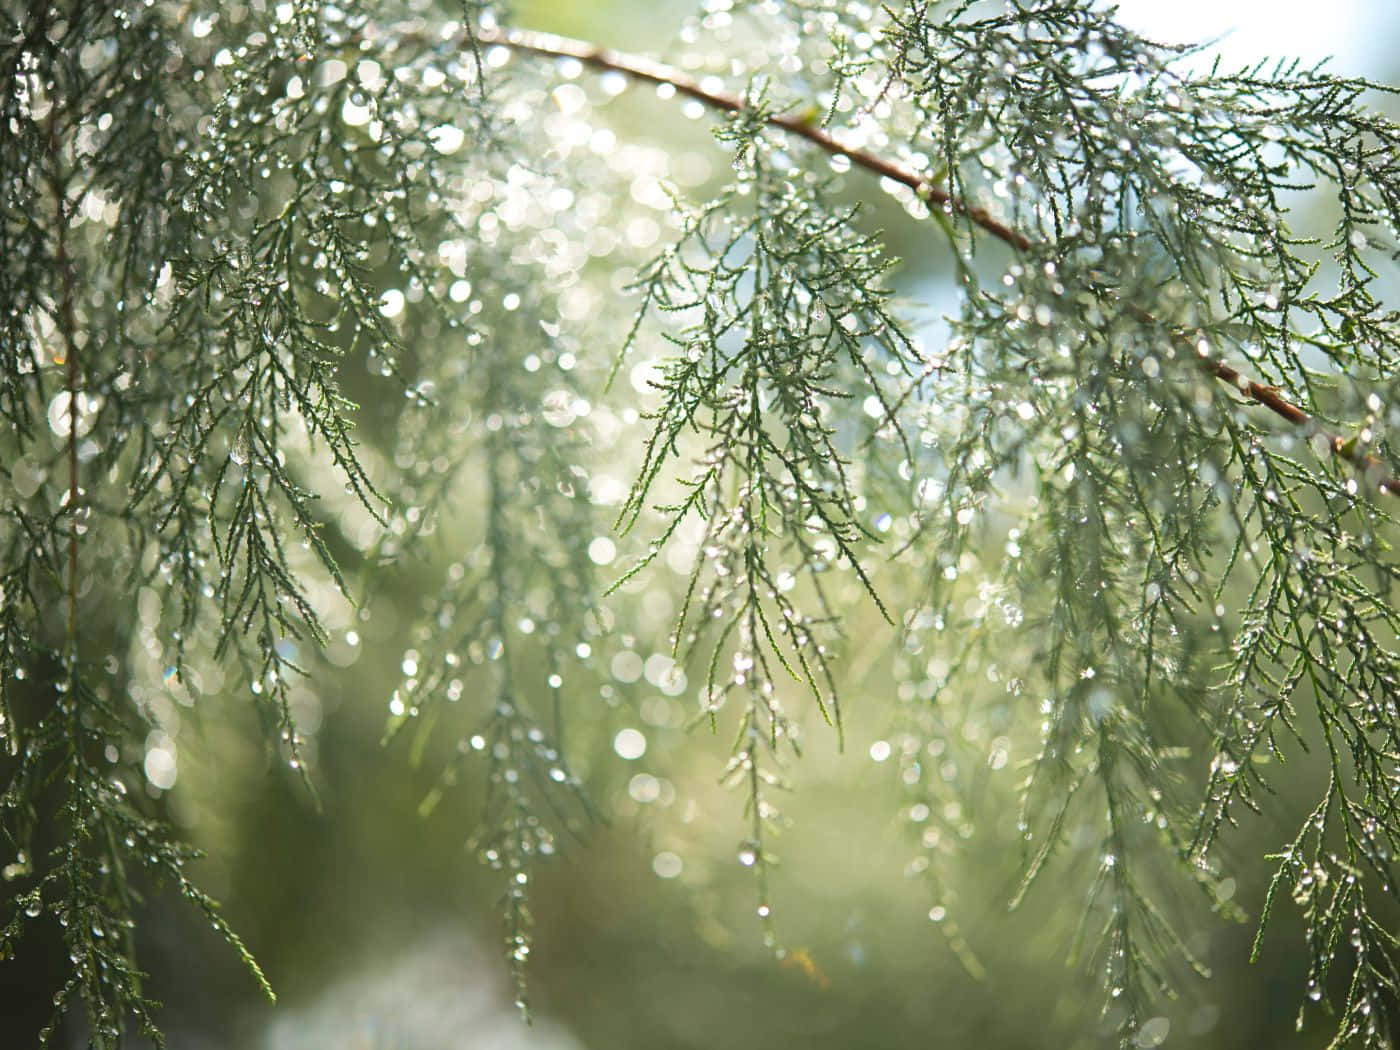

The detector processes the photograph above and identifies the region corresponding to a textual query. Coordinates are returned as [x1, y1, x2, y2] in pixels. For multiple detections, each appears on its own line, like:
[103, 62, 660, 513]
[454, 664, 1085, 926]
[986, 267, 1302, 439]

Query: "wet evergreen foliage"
[2, 0, 1399, 1045]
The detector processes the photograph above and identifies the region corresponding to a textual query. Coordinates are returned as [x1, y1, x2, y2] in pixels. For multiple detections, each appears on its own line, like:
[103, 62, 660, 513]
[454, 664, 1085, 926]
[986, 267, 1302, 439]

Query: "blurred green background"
[6, 2, 1400, 1048]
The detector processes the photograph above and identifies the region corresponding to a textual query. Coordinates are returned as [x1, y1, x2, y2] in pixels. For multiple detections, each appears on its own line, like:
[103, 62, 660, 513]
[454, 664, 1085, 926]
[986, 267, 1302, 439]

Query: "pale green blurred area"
[9, 3, 1398, 1048]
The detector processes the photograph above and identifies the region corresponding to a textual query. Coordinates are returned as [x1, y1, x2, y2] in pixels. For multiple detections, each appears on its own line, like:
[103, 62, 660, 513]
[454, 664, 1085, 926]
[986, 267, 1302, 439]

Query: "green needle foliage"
[2, 0, 1399, 1045]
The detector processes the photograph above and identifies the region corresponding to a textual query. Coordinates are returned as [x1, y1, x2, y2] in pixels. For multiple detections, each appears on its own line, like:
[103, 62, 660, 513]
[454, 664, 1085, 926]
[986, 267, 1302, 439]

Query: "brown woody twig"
[471, 25, 1398, 497]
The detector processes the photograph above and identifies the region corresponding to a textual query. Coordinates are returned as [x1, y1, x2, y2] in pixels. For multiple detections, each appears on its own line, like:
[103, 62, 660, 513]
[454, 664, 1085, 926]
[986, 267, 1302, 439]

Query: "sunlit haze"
[1109, 0, 1385, 72]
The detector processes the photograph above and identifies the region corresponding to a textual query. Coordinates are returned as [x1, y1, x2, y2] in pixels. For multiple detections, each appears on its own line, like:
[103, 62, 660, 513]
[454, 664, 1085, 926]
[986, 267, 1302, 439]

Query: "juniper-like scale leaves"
[3, 0, 1400, 1045]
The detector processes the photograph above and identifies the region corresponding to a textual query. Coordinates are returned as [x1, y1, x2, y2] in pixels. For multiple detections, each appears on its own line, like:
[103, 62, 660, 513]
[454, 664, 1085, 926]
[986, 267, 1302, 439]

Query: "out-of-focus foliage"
[2, 0, 1400, 1047]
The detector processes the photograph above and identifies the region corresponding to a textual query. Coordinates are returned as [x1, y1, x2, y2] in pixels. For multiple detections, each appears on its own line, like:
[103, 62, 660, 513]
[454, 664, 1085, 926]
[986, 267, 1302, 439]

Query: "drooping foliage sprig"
[3, 0, 1400, 1046]
[604, 87, 934, 920]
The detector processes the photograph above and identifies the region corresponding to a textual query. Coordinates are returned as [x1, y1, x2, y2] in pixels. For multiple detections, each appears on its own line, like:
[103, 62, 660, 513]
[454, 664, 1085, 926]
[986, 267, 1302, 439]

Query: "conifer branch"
[472, 25, 1400, 497]
[5, 2, 1399, 1044]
